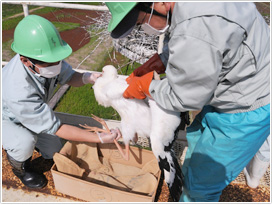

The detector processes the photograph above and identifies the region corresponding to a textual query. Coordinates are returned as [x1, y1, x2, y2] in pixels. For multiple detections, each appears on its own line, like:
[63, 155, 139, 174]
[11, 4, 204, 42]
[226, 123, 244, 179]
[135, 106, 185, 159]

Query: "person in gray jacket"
[2, 15, 121, 189]
[105, 2, 270, 202]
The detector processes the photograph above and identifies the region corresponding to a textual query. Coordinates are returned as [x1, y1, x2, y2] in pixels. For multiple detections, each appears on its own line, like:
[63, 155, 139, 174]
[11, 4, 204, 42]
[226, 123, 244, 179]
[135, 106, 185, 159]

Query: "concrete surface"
[2, 187, 76, 202]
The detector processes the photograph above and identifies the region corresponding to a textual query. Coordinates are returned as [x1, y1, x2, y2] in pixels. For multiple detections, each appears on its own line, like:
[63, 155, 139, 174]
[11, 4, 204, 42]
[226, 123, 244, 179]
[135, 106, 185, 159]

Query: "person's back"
[163, 2, 270, 112]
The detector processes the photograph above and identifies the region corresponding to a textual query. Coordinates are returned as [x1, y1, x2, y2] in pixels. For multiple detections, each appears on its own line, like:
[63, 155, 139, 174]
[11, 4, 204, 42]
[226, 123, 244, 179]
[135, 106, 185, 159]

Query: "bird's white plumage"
[149, 99, 181, 187]
[93, 65, 182, 201]
[93, 65, 152, 144]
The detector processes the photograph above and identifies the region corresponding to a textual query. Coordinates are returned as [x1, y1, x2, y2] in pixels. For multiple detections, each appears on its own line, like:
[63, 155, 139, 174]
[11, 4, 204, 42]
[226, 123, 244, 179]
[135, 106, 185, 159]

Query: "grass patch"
[52, 22, 81, 32]
[2, 39, 16, 61]
[2, 4, 38, 18]
[54, 84, 121, 120]
[3, 17, 78, 32]
[2, 6, 60, 30]
[31, 6, 60, 15]
[2, 16, 25, 30]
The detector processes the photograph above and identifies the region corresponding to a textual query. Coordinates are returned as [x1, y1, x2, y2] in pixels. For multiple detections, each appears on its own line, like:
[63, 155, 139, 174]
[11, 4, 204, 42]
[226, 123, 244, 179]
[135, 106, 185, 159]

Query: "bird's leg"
[79, 114, 111, 133]
[91, 114, 110, 132]
[81, 114, 130, 161]
[79, 124, 108, 133]
[113, 139, 130, 161]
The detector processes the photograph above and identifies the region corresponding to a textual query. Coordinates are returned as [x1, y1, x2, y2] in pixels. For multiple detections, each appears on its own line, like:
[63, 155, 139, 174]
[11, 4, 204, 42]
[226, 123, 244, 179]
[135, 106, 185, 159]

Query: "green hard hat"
[11, 15, 72, 63]
[106, 2, 139, 39]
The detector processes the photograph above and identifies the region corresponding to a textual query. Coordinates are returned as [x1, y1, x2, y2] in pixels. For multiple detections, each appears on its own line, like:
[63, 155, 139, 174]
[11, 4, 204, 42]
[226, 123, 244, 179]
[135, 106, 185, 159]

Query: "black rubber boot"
[6, 153, 47, 189]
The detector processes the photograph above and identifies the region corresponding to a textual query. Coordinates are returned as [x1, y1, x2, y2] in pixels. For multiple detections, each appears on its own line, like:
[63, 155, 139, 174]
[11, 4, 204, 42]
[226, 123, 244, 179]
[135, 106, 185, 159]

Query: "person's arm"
[58, 61, 101, 87]
[55, 124, 121, 143]
[123, 35, 222, 112]
[149, 35, 221, 112]
[66, 72, 84, 87]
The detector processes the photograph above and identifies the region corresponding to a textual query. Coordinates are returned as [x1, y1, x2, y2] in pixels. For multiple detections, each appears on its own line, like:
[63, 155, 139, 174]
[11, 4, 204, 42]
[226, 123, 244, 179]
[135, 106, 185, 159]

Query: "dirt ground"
[2, 9, 104, 53]
[39, 9, 104, 53]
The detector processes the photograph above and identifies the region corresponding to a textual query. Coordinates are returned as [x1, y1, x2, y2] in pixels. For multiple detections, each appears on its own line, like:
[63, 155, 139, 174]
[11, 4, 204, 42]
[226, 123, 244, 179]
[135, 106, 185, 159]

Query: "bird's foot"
[79, 114, 111, 133]
[79, 124, 108, 133]
[80, 114, 130, 161]
[91, 114, 111, 132]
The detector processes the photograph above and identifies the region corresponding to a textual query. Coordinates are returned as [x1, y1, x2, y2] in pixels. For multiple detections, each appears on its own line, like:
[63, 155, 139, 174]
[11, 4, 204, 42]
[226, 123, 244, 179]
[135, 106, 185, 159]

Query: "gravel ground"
[2, 147, 270, 202]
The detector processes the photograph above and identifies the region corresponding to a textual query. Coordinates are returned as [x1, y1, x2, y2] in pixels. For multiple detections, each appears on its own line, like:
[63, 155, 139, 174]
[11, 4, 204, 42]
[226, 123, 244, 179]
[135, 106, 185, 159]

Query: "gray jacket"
[150, 2, 270, 113]
[2, 54, 75, 134]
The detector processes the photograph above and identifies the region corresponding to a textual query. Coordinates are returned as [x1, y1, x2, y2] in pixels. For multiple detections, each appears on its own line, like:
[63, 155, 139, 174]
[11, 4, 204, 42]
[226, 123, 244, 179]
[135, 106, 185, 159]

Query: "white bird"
[93, 65, 183, 201]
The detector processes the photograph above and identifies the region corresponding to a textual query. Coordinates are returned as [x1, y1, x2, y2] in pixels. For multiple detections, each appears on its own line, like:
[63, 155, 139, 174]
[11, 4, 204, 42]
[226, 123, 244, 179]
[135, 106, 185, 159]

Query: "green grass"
[2, 39, 16, 61]
[54, 84, 121, 120]
[2, 17, 78, 32]
[2, 4, 38, 18]
[2, 16, 25, 30]
[31, 6, 60, 15]
[52, 22, 81, 32]
[2, 6, 60, 30]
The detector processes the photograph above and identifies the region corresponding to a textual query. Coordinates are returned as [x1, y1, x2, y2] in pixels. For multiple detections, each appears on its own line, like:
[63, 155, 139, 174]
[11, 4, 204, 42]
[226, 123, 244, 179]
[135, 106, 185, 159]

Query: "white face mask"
[141, 3, 169, 36]
[30, 60, 62, 78]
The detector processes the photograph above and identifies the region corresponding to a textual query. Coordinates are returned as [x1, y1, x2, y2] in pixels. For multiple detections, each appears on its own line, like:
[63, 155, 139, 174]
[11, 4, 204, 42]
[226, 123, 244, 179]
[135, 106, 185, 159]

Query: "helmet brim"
[110, 7, 140, 39]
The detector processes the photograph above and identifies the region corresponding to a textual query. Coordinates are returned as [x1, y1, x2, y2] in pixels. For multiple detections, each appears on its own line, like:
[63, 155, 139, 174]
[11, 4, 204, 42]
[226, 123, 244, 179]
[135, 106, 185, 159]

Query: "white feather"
[93, 65, 182, 201]
[93, 65, 151, 144]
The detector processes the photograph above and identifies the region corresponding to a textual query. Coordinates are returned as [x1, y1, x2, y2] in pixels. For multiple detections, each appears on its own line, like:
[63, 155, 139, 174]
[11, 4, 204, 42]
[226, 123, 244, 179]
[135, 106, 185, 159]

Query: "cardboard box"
[51, 142, 161, 202]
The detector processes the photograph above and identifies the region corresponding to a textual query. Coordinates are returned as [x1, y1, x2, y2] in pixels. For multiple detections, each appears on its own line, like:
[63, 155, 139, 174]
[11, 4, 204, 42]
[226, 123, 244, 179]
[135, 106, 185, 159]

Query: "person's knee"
[3, 122, 37, 162]
[7, 138, 36, 162]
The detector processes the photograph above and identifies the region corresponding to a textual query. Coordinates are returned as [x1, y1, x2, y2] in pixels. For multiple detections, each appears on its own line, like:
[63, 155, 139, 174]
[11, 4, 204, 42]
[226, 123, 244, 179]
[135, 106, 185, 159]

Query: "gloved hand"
[82, 72, 102, 84]
[97, 128, 121, 143]
[123, 71, 154, 99]
[126, 53, 165, 83]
